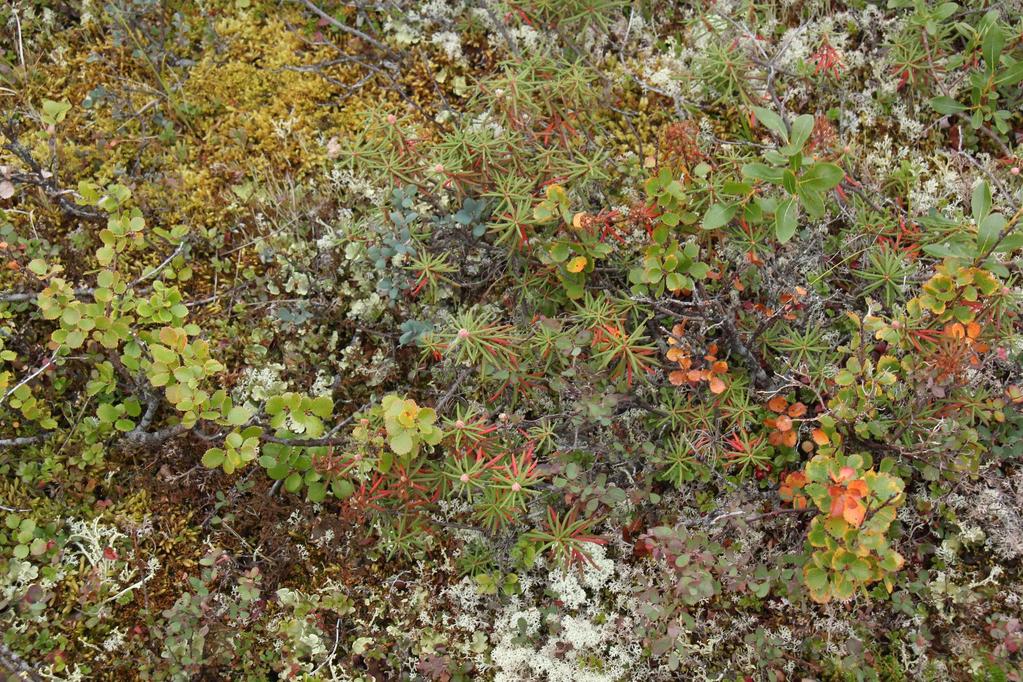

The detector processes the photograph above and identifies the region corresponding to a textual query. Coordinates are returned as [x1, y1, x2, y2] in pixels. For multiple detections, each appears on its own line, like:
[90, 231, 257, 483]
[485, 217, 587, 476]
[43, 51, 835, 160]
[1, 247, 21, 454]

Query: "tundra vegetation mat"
[1, 1, 1023, 680]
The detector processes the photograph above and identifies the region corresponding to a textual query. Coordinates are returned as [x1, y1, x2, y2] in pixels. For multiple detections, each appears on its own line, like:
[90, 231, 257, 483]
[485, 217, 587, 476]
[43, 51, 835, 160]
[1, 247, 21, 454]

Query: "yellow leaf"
[566, 256, 587, 273]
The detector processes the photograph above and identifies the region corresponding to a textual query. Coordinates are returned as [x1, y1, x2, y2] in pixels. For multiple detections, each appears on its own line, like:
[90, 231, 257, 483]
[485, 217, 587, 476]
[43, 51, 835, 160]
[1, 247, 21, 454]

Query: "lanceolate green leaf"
[977, 213, 1005, 254]
[743, 163, 785, 184]
[971, 181, 991, 223]
[995, 60, 1023, 85]
[786, 114, 814, 153]
[982, 22, 1004, 73]
[775, 198, 798, 243]
[929, 96, 967, 114]
[800, 163, 844, 192]
[702, 203, 738, 230]
[751, 106, 789, 142]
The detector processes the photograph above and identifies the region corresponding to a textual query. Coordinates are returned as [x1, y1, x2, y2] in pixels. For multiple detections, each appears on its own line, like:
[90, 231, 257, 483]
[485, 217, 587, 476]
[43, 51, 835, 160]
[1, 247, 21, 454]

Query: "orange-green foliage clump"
[1, 1, 1023, 680]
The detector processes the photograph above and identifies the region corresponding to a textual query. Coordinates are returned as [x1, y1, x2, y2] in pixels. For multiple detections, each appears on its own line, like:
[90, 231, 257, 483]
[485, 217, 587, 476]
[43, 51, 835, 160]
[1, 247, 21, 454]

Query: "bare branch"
[0, 432, 53, 450]
[292, 0, 392, 54]
[0, 120, 106, 223]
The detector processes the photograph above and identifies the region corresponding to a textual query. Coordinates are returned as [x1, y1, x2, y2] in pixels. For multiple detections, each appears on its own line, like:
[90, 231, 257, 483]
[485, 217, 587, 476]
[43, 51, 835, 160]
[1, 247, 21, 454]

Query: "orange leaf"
[811, 428, 830, 445]
[843, 498, 866, 526]
[846, 479, 868, 498]
[779, 474, 808, 509]
[829, 492, 846, 519]
[784, 471, 807, 487]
